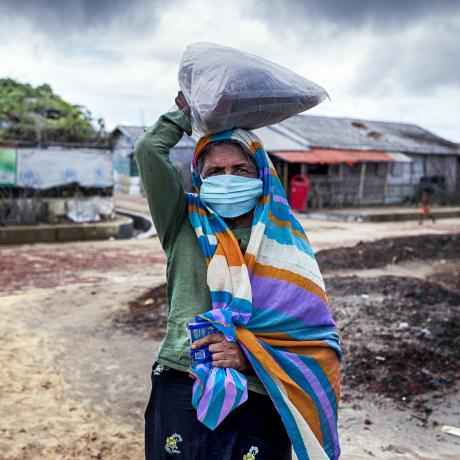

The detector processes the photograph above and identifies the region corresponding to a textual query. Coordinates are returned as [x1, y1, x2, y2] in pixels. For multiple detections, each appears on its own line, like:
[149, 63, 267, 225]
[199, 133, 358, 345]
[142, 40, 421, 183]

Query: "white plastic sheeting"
[66, 196, 114, 223]
[178, 42, 328, 136]
[17, 147, 113, 189]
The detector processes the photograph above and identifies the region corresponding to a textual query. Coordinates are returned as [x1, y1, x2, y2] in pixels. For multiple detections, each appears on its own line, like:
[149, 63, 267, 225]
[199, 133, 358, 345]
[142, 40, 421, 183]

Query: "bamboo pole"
[358, 162, 366, 204]
[383, 163, 389, 204]
[283, 161, 289, 193]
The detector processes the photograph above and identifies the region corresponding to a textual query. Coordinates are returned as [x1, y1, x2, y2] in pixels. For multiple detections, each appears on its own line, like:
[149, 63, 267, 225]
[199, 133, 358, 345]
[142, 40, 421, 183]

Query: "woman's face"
[200, 144, 258, 180]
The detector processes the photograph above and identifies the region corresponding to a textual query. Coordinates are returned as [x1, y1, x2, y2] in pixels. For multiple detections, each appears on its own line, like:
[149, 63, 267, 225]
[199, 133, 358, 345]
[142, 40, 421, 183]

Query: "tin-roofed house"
[112, 125, 196, 194]
[261, 115, 460, 208]
[112, 116, 460, 208]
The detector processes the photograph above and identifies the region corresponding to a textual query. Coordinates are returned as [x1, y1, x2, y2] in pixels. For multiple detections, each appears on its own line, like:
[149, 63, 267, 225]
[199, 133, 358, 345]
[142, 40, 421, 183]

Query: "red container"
[289, 174, 310, 212]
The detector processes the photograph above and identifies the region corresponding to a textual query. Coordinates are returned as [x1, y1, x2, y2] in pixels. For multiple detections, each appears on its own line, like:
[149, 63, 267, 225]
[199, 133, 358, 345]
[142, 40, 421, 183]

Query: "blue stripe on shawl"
[210, 291, 252, 311]
[202, 367, 226, 429]
[267, 348, 337, 459]
[263, 225, 316, 258]
[249, 352, 311, 460]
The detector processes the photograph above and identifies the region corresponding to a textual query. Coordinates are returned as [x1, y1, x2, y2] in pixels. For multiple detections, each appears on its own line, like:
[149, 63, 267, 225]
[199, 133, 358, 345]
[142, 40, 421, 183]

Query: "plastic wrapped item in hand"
[178, 42, 329, 136]
[187, 316, 218, 364]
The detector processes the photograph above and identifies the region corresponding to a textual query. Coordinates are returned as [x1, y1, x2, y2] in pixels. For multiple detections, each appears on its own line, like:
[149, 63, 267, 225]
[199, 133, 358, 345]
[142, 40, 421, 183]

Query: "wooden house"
[113, 115, 460, 208]
[262, 115, 460, 208]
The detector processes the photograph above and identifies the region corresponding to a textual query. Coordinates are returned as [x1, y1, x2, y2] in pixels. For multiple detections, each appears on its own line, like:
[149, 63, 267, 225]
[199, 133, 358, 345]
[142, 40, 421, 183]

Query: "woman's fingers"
[211, 351, 236, 361]
[192, 332, 225, 350]
[213, 359, 236, 368]
[175, 91, 190, 115]
[208, 342, 226, 353]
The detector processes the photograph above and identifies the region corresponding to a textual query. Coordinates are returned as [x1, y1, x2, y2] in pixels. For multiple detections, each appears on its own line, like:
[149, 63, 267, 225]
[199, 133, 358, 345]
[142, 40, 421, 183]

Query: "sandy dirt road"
[1, 219, 460, 459]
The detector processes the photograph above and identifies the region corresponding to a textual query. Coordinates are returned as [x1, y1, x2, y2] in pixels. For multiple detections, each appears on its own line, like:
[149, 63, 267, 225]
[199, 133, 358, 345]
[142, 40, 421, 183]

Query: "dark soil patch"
[330, 275, 460, 408]
[112, 284, 168, 340]
[113, 233, 460, 413]
[316, 233, 459, 272]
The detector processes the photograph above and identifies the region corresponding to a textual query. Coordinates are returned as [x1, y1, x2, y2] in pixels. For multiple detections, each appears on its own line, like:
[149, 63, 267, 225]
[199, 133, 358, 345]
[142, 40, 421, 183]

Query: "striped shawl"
[186, 128, 341, 460]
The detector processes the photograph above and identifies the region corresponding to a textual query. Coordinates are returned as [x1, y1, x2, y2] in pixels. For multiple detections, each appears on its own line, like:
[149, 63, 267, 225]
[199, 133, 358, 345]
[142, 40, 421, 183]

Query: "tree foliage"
[0, 78, 107, 145]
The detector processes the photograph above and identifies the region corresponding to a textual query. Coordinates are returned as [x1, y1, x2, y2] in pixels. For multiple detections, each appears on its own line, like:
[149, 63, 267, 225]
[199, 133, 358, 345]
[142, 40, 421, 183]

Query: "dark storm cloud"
[352, 17, 460, 95]
[0, 0, 174, 35]
[253, 0, 460, 95]
[252, 0, 460, 30]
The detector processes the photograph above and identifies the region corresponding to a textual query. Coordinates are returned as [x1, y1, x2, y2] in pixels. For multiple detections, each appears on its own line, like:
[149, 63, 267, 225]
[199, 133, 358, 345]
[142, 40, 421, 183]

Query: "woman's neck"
[225, 210, 254, 229]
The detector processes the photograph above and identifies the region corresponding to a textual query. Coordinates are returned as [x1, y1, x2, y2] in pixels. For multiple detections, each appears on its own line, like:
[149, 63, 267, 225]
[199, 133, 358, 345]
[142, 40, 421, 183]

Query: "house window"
[307, 164, 329, 175]
[367, 163, 386, 176]
[391, 163, 403, 177]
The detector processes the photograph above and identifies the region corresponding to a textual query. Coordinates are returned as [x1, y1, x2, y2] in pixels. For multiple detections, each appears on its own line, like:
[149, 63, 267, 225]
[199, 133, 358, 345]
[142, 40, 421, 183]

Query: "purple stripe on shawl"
[288, 353, 340, 459]
[216, 373, 237, 426]
[272, 194, 290, 206]
[197, 368, 217, 421]
[251, 275, 334, 327]
[261, 166, 271, 176]
[211, 302, 230, 312]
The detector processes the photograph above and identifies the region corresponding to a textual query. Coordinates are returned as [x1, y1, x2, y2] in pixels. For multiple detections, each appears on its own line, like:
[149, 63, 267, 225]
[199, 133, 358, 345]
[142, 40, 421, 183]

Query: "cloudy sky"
[1, 0, 459, 141]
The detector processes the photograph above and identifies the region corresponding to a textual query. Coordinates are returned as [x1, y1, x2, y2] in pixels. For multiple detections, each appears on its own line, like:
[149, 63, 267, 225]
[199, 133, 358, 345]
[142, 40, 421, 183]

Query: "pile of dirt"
[112, 284, 168, 340]
[113, 233, 460, 412]
[317, 233, 460, 272]
[329, 275, 460, 408]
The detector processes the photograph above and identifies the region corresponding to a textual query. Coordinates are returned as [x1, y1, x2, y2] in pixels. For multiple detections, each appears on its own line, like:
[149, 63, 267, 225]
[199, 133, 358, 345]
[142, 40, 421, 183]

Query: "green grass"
[0, 78, 108, 145]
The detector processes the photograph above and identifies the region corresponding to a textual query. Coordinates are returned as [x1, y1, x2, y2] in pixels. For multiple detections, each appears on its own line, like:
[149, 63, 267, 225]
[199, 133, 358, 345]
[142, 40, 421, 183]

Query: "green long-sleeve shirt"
[134, 110, 265, 394]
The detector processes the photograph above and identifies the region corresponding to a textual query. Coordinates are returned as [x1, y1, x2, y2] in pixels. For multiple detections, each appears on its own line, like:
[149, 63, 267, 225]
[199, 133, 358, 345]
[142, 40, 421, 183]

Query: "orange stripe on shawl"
[249, 141, 263, 154]
[268, 211, 310, 243]
[237, 327, 323, 445]
[188, 204, 207, 216]
[255, 333, 340, 399]
[214, 230, 246, 267]
[244, 252, 256, 271]
[257, 335, 341, 401]
[194, 137, 212, 165]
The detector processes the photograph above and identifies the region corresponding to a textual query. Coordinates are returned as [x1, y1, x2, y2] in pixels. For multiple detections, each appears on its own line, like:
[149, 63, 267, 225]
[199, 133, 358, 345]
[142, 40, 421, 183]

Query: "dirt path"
[0, 282, 158, 459]
[1, 226, 460, 459]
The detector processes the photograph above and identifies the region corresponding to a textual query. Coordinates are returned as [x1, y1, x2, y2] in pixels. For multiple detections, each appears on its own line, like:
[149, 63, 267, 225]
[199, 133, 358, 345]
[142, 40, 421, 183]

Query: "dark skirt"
[145, 363, 292, 460]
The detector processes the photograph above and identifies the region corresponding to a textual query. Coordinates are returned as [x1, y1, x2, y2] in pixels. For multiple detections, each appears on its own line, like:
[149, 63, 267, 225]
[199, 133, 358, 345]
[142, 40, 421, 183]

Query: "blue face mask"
[200, 175, 263, 218]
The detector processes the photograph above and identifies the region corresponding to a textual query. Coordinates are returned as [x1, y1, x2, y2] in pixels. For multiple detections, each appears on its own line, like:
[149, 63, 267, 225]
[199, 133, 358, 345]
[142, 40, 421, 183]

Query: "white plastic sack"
[67, 196, 114, 223]
[178, 42, 328, 136]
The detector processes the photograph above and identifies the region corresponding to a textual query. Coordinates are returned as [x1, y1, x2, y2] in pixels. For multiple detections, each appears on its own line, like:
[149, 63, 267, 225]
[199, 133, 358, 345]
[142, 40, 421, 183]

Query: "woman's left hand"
[192, 332, 249, 371]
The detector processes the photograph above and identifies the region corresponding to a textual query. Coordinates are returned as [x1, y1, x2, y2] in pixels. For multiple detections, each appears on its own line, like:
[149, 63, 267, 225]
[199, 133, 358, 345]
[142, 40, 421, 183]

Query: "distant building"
[112, 125, 196, 194]
[112, 116, 460, 208]
[111, 126, 144, 194]
[259, 115, 460, 207]
[0, 144, 113, 224]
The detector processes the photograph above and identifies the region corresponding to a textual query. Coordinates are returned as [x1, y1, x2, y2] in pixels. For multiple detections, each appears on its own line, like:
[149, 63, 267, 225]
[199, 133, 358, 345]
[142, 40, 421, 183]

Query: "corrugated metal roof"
[114, 125, 198, 148]
[114, 114, 460, 159]
[386, 152, 412, 162]
[270, 148, 394, 164]
[280, 114, 460, 155]
[114, 125, 145, 141]
[253, 125, 308, 151]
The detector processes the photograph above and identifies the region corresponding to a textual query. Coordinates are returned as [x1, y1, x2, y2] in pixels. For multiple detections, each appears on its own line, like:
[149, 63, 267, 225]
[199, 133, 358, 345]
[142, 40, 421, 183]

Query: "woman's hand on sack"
[192, 332, 249, 372]
[175, 91, 190, 116]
